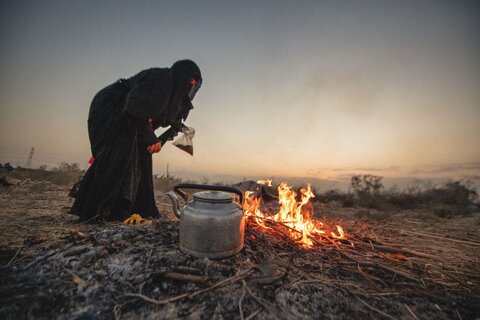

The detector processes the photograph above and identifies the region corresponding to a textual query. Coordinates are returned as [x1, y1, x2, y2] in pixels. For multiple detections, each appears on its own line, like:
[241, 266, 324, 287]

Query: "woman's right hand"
[147, 142, 162, 154]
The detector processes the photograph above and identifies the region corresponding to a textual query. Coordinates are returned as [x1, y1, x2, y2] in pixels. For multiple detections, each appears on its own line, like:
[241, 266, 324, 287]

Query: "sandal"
[123, 213, 151, 225]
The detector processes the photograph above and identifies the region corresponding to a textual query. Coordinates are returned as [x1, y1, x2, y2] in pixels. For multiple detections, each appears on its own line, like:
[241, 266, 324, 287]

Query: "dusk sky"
[1, 1, 479, 187]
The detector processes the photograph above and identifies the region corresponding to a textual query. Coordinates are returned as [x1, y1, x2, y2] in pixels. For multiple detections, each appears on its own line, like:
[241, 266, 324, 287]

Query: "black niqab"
[166, 60, 202, 124]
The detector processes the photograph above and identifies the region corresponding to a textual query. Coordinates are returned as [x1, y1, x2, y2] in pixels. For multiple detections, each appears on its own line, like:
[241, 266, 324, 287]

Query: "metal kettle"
[166, 183, 245, 259]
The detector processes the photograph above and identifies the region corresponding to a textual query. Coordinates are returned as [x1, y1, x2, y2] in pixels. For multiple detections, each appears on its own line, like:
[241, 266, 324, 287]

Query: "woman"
[71, 60, 202, 221]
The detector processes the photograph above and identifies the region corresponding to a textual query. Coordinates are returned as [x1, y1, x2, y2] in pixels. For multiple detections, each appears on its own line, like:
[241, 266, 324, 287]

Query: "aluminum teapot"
[166, 183, 245, 259]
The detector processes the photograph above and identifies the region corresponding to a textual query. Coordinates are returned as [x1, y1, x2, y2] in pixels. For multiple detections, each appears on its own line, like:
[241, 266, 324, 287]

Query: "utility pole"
[25, 147, 35, 168]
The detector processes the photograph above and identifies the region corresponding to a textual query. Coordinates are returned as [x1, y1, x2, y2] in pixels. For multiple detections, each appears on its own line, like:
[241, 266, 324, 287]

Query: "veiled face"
[166, 60, 202, 125]
[188, 78, 202, 101]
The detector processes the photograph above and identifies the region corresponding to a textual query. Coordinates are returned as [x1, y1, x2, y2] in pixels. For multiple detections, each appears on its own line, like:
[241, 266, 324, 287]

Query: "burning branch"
[243, 181, 347, 248]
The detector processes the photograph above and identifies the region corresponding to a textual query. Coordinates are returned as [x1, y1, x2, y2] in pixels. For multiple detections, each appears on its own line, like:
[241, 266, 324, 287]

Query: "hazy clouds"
[0, 1, 479, 181]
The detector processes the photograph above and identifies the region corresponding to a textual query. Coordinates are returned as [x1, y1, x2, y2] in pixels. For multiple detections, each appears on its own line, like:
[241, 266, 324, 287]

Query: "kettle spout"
[166, 191, 182, 218]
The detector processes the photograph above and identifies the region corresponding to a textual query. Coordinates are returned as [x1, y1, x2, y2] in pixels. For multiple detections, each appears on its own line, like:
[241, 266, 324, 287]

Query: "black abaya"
[70, 60, 202, 221]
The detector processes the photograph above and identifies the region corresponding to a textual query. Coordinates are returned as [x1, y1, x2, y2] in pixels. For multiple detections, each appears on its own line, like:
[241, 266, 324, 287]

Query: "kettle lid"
[193, 190, 234, 203]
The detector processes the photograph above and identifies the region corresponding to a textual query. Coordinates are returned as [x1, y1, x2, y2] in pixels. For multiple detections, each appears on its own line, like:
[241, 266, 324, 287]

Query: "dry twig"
[357, 297, 397, 320]
[245, 307, 262, 320]
[113, 299, 136, 320]
[243, 280, 285, 319]
[5, 245, 23, 267]
[161, 272, 209, 283]
[125, 268, 252, 305]
[23, 245, 73, 270]
[238, 280, 246, 320]
[399, 230, 480, 247]
[404, 304, 419, 320]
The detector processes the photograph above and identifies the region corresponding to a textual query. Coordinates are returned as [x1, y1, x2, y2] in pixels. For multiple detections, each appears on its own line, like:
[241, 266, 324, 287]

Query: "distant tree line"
[314, 174, 478, 217]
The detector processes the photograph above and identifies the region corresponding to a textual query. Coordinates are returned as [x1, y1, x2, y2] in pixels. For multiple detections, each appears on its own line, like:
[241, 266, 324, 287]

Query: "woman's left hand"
[147, 142, 162, 154]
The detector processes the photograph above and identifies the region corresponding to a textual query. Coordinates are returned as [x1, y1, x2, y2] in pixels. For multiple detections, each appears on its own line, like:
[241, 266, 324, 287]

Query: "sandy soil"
[0, 180, 177, 264]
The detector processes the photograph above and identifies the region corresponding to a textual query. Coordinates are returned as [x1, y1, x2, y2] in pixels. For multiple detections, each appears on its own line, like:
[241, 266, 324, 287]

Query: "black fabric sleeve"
[124, 76, 172, 119]
[138, 121, 159, 146]
[151, 118, 165, 131]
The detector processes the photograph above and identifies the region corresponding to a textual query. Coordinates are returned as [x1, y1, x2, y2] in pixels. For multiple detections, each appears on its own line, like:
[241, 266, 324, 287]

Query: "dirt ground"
[0, 177, 479, 319]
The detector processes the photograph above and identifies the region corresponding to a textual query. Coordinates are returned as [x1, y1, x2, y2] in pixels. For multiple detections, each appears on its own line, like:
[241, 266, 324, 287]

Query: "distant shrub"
[349, 174, 386, 209]
[384, 192, 420, 209]
[350, 175, 384, 197]
[315, 176, 478, 215]
[425, 181, 478, 208]
[315, 189, 355, 207]
[52, 162, 81, 172]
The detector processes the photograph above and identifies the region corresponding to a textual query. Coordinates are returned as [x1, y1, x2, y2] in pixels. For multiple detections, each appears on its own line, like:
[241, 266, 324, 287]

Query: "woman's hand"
[147, 141, 162, 154]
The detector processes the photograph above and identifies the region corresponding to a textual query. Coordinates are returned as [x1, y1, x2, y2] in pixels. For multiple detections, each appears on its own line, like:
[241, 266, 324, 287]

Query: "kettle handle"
[173, 183, 244, 204]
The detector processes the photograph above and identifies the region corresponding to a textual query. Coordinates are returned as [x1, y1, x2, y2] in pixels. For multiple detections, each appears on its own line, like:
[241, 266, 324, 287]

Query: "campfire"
[243, 180, 347, 247]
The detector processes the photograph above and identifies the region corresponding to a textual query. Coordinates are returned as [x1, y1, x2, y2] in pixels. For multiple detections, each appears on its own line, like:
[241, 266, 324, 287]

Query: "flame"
[243, 181, 346, 248]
